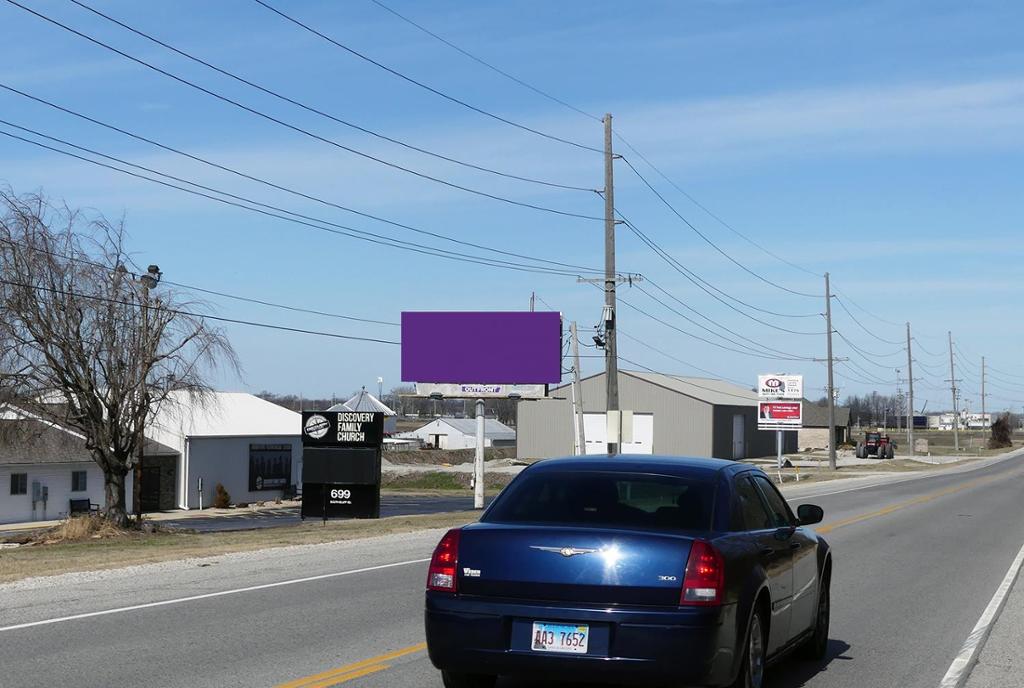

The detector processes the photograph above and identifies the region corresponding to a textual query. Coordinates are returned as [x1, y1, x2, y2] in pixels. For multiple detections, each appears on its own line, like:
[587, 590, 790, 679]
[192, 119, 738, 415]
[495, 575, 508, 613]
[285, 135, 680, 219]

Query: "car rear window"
[483, 470, 715, 533]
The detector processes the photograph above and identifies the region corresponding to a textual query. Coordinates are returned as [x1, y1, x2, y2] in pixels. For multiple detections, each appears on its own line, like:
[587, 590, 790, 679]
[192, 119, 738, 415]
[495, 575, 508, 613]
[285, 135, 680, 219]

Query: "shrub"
[213, 483, 231, 508]
[989, 414, 1013, 449]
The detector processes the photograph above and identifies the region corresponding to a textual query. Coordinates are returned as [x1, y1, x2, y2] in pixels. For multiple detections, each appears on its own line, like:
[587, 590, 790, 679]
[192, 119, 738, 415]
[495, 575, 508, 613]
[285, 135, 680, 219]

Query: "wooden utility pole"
[981, 356, 987, 429]
[906, 322, 915, 454]
[825, 272, 837, 470]
[948, 331, 960, 452]
[603, 113, 618, 456]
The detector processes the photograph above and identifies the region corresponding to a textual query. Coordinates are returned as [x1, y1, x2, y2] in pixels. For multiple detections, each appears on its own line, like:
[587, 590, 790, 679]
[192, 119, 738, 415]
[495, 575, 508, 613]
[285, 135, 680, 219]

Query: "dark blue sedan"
[424, 456, 832, 688]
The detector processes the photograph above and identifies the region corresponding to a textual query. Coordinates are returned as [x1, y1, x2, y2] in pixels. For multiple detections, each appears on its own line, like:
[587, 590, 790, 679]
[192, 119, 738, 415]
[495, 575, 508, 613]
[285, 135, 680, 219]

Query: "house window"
[71, 470, 88, 492]
[10, 473, 27, 495]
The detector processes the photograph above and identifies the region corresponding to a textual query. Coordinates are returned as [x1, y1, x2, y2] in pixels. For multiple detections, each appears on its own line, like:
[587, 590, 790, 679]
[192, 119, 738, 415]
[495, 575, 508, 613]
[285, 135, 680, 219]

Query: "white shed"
[399, 418, 516, 450]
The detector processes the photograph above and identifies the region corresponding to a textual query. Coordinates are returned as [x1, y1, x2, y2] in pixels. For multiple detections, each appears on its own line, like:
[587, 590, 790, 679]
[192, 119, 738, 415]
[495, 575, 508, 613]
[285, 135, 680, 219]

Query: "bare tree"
[0, 190, 238, 526]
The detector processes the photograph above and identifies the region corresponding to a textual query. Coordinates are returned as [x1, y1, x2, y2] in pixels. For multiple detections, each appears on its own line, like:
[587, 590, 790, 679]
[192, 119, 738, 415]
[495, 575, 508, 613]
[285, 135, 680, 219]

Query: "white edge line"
[0, 558, 430, 634]
[939, 539, 1024, 688]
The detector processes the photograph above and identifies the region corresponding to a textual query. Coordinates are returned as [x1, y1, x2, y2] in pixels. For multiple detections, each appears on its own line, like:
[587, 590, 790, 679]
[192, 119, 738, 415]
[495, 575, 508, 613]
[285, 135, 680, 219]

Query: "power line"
[617, 330, 749, 386]
[635, 281, 816, 359]
[833, 329, 905, 361]
[831, 287, 904, 328]
[5, 0, 602, 221]
[617, 296, 814, 361]
[618, 156, 820, 298]
[67, 0, 594, 194]
[366, 0, 602, 123]
[618, 212, 822, 323]
[0, 278, 402, 345]
[0, 125, 589, 277]
[250, 0, 603, 154]
[362, 0, 831, 292]
[833, 297, 904, 345]
[613, 133, 822, 278]
[0, 83, 604, 275]
[912, 337, 946, 358]
[0, 236, 402, 327]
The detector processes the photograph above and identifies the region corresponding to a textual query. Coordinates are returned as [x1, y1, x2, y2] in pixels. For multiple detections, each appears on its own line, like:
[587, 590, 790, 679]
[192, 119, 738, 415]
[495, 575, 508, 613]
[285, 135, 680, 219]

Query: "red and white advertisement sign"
[758, 401, 803, 430]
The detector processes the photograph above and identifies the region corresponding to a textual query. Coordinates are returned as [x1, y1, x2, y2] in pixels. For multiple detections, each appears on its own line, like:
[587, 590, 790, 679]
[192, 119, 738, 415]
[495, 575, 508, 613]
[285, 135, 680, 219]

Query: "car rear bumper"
[425, 593, 740, 687]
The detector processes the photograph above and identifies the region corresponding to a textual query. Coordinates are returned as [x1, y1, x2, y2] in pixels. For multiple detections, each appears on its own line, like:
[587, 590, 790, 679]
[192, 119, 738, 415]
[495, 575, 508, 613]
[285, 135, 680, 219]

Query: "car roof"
[528, 454, 752, 479]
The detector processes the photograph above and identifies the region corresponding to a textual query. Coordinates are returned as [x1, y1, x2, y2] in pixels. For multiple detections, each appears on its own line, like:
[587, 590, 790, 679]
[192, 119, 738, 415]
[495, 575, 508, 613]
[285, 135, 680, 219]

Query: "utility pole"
[603, 113, 619, 456]
[981, 356, 987, 429]
[824, 272, 837, 470]
[948, 331, 960, 452]
[134, 264, 161, 522]
[569, 321, 586, 455]
[906, 322, 914, 454]
[530, 291, 535, 312]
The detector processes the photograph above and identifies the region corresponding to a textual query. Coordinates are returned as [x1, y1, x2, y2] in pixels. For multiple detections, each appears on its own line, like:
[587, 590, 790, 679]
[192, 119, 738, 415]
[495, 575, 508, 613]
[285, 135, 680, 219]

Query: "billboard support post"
[474, 399, 485, 509]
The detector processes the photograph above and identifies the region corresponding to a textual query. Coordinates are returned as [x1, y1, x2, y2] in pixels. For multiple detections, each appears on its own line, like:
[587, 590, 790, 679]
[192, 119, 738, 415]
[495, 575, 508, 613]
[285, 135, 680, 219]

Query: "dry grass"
[0, 511, 478, 584]
[26, 515, 134, 545]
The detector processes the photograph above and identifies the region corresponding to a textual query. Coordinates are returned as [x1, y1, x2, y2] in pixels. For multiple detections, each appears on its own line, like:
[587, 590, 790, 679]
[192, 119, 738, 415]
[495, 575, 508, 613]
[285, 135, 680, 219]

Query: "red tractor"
[856, 431, 896, 459]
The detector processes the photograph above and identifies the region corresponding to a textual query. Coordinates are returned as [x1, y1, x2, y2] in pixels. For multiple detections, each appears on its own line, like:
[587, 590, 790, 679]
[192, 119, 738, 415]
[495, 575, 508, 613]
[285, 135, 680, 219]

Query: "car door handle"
[789, 542, 802, 550]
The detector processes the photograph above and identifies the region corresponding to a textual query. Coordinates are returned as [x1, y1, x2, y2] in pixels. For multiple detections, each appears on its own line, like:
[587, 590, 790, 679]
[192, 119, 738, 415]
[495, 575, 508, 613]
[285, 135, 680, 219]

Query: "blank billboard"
[401, 311, 561, 384]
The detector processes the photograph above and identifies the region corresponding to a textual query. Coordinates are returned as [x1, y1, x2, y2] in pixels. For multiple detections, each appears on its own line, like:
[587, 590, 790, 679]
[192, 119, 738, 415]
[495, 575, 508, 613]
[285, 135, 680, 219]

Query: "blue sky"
[1, 0, 1022, 412]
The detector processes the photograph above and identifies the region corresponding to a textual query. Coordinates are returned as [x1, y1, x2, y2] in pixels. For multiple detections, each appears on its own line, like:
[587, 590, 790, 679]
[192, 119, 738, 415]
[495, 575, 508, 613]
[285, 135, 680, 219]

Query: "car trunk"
[456, 523, 693, 607]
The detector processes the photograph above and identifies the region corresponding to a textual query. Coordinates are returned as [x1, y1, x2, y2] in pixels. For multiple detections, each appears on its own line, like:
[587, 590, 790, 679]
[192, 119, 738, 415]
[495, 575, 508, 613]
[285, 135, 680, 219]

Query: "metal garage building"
[517, 371, 795, 460]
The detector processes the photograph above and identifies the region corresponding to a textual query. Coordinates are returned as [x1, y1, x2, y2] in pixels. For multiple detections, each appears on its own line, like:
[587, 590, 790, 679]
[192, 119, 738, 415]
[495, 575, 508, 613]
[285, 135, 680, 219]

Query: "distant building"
[399, 418, 516, 450]
[517, 371, 796, 461]
[799, 402, 851, 450]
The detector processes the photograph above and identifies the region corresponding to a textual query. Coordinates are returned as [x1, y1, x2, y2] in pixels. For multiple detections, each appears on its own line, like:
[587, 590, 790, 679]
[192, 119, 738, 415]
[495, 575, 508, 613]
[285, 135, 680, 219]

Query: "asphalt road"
[159, 494, 494, 532]
[1, 452, 1022, 688]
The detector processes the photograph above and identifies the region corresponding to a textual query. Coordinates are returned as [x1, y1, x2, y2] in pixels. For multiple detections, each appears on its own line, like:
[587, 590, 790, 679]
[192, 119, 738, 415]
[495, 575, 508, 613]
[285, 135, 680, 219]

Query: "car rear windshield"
[484, 470, 715, 533]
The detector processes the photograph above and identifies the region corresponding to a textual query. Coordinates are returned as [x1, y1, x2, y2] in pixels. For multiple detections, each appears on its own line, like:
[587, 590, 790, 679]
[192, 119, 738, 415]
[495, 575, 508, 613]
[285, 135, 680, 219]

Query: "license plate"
[531, 622, 589, 654]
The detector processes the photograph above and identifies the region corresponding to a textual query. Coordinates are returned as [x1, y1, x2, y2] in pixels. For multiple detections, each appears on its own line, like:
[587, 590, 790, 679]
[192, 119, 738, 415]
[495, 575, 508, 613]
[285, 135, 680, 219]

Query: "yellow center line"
[303, 663, 390, 688]
[816, 474, 1000, 534]
[275, 642, 427, 688]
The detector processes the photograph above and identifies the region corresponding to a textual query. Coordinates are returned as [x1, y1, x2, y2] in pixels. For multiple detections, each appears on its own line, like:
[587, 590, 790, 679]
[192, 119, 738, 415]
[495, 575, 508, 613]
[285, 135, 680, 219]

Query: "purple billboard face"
[401, 312, 562, 384]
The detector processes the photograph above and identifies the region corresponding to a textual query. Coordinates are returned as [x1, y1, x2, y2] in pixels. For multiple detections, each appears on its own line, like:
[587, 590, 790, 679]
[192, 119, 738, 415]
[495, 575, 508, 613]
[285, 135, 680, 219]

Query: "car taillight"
[426, 528, 461, 593]
[680, 540, 724, 606]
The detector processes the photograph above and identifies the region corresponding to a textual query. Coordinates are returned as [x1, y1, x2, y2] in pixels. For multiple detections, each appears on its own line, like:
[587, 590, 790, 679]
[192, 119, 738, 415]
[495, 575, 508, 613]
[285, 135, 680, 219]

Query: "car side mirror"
[797, 504, 824, 526]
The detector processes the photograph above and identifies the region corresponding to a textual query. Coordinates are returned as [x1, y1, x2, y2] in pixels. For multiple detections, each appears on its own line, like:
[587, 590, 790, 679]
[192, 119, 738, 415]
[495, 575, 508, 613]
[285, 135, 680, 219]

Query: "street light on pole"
[134, 264, 160, 522]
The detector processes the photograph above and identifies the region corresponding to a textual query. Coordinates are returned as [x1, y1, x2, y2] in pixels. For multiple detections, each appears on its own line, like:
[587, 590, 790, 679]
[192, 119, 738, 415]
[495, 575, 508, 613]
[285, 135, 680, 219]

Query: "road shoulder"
[962, 560, 1024, 687]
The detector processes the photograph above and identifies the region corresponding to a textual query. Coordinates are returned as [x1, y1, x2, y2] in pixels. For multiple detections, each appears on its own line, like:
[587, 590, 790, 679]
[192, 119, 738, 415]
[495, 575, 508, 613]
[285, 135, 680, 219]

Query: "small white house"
[399, 417, 516, 450]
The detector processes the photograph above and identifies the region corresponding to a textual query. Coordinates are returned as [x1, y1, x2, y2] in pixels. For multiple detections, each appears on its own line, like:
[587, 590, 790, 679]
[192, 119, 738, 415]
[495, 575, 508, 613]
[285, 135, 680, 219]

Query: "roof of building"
[407, 417, 516, 440]
[801, 402, 851, 428]
[328, 389, 396, 416]
[622, 371, 760, 406]
[0, 418, 93, 465]
[0, 410, 178, 465]
[149, 392, 301, 441]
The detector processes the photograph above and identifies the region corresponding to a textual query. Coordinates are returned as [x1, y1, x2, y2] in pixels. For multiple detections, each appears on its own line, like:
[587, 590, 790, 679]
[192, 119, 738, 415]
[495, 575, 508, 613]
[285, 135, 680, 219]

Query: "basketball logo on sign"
[304, 414, 330, 439]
